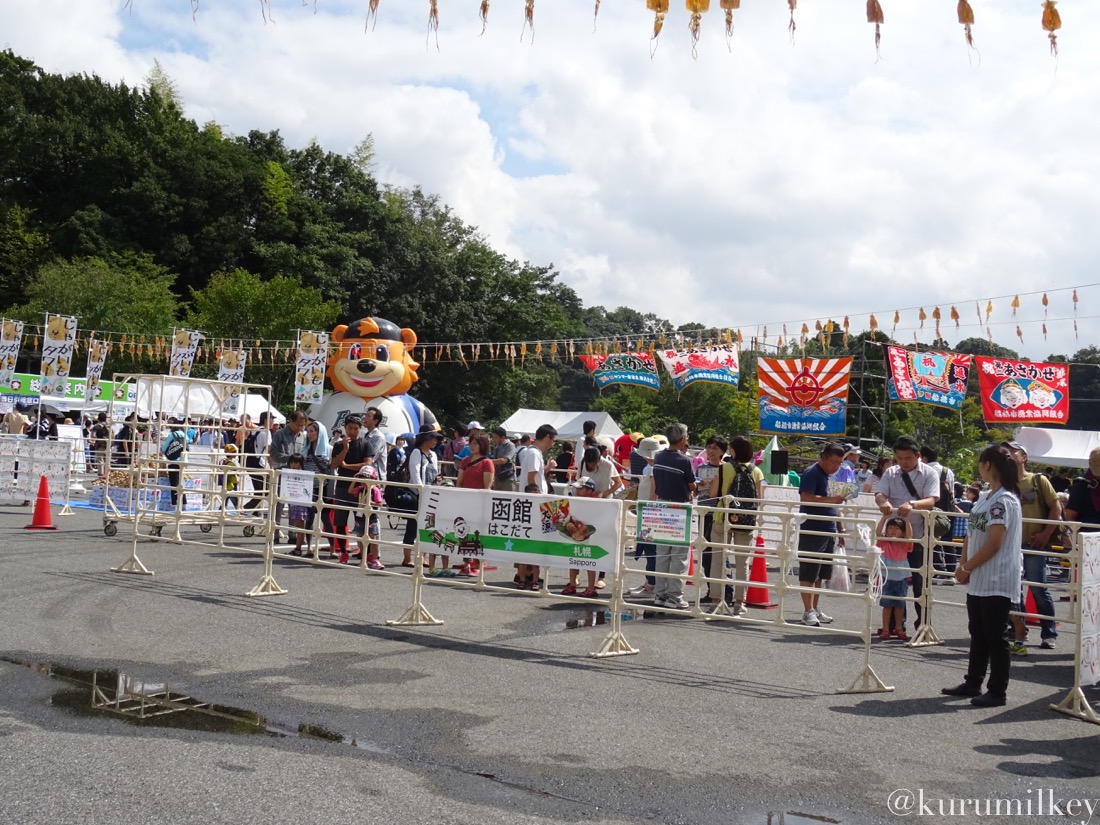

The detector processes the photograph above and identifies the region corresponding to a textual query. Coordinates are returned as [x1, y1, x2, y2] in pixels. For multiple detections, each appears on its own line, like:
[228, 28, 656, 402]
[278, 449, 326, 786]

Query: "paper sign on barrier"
[1080, 533, 1100, 687]
[635, 500, 694, 546]
[279, 469, 316, 506]
[417, 487, 622, 573]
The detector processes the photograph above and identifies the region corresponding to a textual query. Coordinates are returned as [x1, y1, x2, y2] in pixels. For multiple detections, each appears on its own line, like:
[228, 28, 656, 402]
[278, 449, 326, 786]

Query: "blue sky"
[3, 0, 1099, 360]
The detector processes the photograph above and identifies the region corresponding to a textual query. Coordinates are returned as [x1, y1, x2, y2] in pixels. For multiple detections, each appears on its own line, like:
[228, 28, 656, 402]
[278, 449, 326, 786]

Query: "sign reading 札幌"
[217, 348, 247, 417]
[0, 319, 24, 390]
[757, 357, 852, 436]
[975, 356, 1069, 425]
[1079, 533, 1100, 687]
[417, 487, 621, 573]
[169, 328, 203, 378]
[294, 330, 329, 404]
[885, 346, 971, 410]
[636, 500, 694, 546]
[41, 313, 77, 396]
[656, 345, 739, 392]
[578, 352, 660, 390]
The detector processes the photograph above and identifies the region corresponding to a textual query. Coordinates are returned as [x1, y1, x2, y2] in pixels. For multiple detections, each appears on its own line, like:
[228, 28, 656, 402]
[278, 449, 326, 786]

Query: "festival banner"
[85, 335, 108, 398]
[0, 319, 24, 390]
[656, 345, 739, 392]
[168, 328, 203, 378]
[217, 348, 247, 417]
[417, 486, 622, 573]
[975, 356, 1069, 425]
[294, 330, 329, 404]
[1079, 533, 1100, 687]
[757, 357, 852, 436]
[40, 313, 77, 396]
[885, 346, 971, 410]
[578, 352, 660, 390]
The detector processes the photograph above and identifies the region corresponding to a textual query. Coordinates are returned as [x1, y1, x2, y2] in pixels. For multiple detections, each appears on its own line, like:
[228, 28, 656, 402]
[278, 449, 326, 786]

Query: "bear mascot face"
[312, 316, 438, 437]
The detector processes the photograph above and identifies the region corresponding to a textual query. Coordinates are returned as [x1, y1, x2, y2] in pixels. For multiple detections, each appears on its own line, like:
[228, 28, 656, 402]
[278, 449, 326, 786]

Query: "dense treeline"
[1, 49, 1097, 465]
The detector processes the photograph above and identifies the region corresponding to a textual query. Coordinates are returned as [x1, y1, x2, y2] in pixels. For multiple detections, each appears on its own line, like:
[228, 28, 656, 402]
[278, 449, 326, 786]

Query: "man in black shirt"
[651, 422, 697, 609]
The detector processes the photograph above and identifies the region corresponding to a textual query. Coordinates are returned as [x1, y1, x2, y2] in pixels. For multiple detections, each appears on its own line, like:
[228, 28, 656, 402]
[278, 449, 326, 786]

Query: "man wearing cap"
[489, 426, 517, 492]
[651, 423, 697, 610]
[873, 435, 940, 632]
[454, 421, 483, 462]
[331, 415, 375, 562]
[1003, 441, 1062, 650]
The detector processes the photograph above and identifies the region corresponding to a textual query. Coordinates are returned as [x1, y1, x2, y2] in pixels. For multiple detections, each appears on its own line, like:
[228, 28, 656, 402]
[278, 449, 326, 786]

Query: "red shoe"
[580, 587, 599, 598]
[878, 628, 890, 642]
[893, 628, 910, 642]
[561, 583, 578, 596]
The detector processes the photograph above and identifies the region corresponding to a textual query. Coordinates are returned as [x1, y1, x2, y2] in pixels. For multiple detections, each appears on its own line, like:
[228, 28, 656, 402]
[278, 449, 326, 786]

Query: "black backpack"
[242, 429, 259, 455]
[384, 451, 414, 509]
[163, 431, 186, 461]
[936, 468, 955, 512]
[726, 462, 758, 527]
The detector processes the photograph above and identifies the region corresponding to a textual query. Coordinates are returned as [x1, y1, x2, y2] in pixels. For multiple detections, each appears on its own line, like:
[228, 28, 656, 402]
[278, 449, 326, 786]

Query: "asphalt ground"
[1, 503, 1098, 825]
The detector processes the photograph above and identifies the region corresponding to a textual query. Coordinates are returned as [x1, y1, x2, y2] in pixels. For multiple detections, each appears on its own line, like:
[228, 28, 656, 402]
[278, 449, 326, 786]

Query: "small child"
[286, 454, 312, 556]
[221, 443, 240, 513]
[348, 458, 385, 569]
[877, 514, 912, 642]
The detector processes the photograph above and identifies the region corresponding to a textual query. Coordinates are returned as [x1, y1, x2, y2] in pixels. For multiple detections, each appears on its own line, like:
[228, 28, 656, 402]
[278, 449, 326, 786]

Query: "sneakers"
[1041, 638, 1057, 650]
[731, 602, 747, 617]
[653, 595, 669, 608]
[664, 596, 690, 609]
[366, 559, 385, 571]
[1009, 641, 1028, 657]
[802, 610, 820, 627]
[813, 609, 834, 624]
[627, 584, 653, 597]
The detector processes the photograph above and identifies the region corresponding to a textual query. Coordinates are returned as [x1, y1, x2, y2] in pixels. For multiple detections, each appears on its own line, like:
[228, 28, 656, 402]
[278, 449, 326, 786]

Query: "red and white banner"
[975, 356, 1069, 425]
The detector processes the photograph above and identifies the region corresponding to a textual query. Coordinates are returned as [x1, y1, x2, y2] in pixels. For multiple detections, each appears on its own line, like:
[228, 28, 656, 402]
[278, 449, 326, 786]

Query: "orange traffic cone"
[745, 535, 777, 609]
[1024, 588, 1040, 626]
[25, 475, 58, 531]
[686, 549, 695, 585]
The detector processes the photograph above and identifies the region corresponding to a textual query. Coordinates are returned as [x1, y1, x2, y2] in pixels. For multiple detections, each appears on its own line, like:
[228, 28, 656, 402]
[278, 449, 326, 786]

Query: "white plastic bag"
[827, 540, 850, 592]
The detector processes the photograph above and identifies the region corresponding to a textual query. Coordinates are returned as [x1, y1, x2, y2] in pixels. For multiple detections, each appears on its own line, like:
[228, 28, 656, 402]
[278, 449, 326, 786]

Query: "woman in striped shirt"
[942, 445, 1023, 708]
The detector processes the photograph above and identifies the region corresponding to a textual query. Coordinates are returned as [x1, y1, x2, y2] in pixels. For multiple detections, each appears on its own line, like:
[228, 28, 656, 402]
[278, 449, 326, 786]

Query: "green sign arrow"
[419, 530, 610, 561]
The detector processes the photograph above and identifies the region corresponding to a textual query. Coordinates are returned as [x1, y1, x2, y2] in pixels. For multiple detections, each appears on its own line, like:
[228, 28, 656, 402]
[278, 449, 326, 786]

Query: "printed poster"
[85, 336, 108, 399]
[169, 328, 203, 378]
[886, 346, 971, 410]
[217, 348, 247, 417]
[657, 345, 739, 392]
[278, 469, 316, 506]
[294, 330, 329, 404]
[975, 356, 1069, 425]
[636, 500, 694, 546]
[417, 487, 622, 573]
[578, 352, 660, 390]
[1079, 533, 1100, 687]
[757, 357, 852, 436]
[40, 313, 77, 396]
[0, 319, 24, 390]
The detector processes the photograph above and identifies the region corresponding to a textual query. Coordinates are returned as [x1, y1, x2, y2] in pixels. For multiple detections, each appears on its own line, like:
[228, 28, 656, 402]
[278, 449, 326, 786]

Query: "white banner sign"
[418, 487, 622, 573]
[41, 313, 77, 396]
[1080, 532, 1100, 687]
[0, 319, 24, 389]
[294, 330, 329, 404]
[85, 336, 108, 398]
[279, 469, 316, 506]
[217, 348, 247, 417]
[169, 329, 203, 378]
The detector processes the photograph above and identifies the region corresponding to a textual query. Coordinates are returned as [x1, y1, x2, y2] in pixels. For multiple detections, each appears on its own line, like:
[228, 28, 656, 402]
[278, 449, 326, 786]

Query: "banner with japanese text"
[40, 313, 77, 396]
[169, 328, 203, 378]
[885, 346, 971, 410]
[975, 356, 1069, 425]
[217, 348, 247, 417]
[417, 486, 622, 573]
[0, 319, 24, 390]
[294, 330, 329, 404]
[757, 357, 852, 436]
[85, 336, 108, 398]
[578, 352, 660, 390]
[636, 500, 694, 546]
[1079, 532, 1100, 687]
[656, 345, 739, 392]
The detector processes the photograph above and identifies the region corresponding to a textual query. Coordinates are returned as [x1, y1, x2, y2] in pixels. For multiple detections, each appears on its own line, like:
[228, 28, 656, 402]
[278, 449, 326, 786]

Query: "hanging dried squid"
[720, 0, 738, 50]
[427, 0, 440, 51]
[957, 1, 976, 52]
[648, 0, 669, 53]
[1042, 0, 1061, 56]
[686, 0, 710, 60]
[867, 0, 884, 59]
[479, 0, 489, 35]
[521, 0, 535, 44]
[366, 0, 380, 32]
[788, 0, 797, 43]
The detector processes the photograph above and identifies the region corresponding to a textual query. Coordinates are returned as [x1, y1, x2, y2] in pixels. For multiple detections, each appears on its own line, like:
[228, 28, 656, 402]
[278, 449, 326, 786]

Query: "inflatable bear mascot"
[310, 316, 439, 437]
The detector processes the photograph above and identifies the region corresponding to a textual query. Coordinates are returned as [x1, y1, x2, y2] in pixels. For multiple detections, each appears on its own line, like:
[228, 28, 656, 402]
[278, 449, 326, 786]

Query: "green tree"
[0, 204, 50, 306]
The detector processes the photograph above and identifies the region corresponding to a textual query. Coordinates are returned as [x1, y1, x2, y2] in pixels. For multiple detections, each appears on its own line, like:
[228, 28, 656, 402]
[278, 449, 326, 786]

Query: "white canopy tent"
[1015, 426, 1100, 469]
[498, 409, 624, 443]
[241, 393, 285, 425]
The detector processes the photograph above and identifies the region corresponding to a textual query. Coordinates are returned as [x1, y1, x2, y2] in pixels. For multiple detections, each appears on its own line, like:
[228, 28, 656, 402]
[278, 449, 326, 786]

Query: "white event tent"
[1014, 426, 1100, 469]
[497, 409, 624, 443]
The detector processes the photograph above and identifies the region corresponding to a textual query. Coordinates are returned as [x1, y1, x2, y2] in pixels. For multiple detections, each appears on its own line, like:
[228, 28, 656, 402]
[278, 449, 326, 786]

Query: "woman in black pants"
[942, 445, 1023, 708]
[400, 431, 440, 565]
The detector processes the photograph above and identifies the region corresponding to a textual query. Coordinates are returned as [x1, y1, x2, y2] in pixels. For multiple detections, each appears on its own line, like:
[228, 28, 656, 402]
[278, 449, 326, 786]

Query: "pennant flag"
[0, 318, 24, 390]
[656, 344, 739, 392]
[975, 356, 1069, 425]
[217, 348, 247, 417]
[169, 328, 203, 378]
[85, 335, 109, 400]
[578, 351, 660, 390]
[757, 357, 852, 436]
[885, 346, 971, 410]
[41, 313, 77, 396]
[294, 330, 329, 404]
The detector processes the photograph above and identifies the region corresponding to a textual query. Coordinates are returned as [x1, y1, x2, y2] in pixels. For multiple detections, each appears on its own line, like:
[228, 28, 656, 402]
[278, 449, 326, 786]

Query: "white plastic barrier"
[0, 435, 73, 507]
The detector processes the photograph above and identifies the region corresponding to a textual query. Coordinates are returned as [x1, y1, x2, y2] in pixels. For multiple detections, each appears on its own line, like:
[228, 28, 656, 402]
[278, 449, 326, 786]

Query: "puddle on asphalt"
[4, 657, 388, 753]
[765, 813, 841, 824]
[562, 609, 644, 631]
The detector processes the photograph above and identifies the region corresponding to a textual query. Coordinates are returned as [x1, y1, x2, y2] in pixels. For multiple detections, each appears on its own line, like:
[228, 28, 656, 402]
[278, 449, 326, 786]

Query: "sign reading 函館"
[417, 487, 622, 573]
[1079, 532, 1100, 687]
[635, 500, 694, 546]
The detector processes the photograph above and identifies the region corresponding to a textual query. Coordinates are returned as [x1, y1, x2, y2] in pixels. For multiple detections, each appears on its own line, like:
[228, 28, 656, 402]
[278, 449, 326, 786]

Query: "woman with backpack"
[716, 436, 764, 616]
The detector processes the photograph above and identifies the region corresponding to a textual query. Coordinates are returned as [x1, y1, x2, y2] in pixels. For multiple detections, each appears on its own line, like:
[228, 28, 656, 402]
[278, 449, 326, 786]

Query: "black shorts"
[798, 532, 836, 583]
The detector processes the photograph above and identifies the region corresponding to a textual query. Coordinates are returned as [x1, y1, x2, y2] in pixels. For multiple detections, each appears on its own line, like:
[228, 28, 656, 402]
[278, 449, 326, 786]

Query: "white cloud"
[2, 0, 1099, 358]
